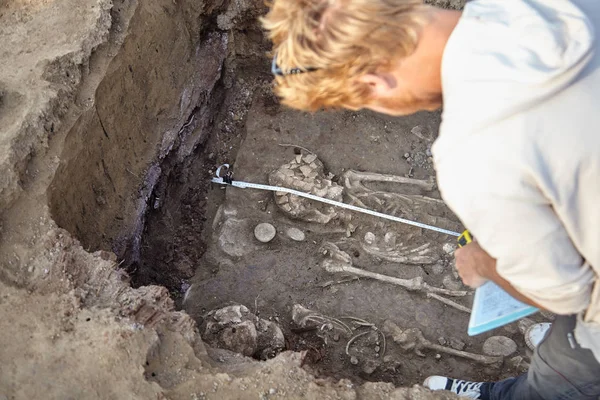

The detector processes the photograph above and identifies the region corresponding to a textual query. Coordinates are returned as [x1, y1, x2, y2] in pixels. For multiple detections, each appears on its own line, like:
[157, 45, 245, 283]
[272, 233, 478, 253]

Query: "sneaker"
[424, 376, 485, 399]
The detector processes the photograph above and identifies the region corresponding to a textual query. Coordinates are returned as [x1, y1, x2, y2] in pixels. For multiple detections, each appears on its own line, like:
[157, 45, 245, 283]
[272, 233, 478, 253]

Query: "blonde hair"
[261, 0, 428, 111]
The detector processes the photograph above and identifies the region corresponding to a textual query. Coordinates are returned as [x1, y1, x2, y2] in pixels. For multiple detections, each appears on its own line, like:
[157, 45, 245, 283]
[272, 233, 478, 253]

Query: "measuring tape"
[211, 164, 461, 237]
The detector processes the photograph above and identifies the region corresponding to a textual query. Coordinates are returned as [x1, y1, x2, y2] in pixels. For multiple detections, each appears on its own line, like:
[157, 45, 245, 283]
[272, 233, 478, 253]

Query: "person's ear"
[358, 73, 397, 98]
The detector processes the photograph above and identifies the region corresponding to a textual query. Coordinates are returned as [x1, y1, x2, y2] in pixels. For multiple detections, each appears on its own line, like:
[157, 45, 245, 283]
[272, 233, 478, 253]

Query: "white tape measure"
[211, 164, 460, 237]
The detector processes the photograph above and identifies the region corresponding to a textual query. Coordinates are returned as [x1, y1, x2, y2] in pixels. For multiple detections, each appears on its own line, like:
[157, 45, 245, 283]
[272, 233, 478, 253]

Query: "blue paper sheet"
[468, 281, 538, 336]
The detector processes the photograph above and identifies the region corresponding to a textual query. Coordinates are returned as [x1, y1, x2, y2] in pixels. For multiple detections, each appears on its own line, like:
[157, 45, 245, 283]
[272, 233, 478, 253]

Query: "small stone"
[426, 148, 433, 157]
[269, 388, 277, 395]
[448, 338, 466, 351]
[303, 154, 317, 164]
[276, 195, 289, 205]
[404, 152, 410, 159]
[435, 354, 442, 360]
[483, 336, 517, 357]
[299, 165, 313, 177]
[254, 223, 276, 243]
[442, 243, 456, 254]
[364, 232, 376, 245]
[374, 346, 381, 353]
[437, 337, 447, 346]
[332, 333, 340, 342]
[286, 227, 305, 241]
[295, 155, 302, 163]
[350, 356, 359, 365]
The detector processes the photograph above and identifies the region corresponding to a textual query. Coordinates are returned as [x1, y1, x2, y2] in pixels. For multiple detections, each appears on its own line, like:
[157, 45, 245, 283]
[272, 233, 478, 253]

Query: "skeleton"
[320, 242, 469, 302]
[342, 169, 461, 233]
[383, 320, 503, 366]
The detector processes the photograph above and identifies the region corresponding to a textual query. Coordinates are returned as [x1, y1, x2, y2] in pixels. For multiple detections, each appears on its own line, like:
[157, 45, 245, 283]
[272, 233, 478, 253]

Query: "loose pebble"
[269, 388, 277, 395]
[374, 346, 380, 353]
[483, 336, 517, 357]
[303, 154, 317, 163]
[299, 165, 313, 177]
[350, 356, 359, 365]
[286, 227, 305, 242]
[254, 223, 276, 243]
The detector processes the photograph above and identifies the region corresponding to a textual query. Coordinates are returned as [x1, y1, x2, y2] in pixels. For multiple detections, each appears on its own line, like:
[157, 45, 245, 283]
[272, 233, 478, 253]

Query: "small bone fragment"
[320, 243, 466, 297]
[383, 320, 503, 366]
[303, 154, 317, 163]
[426, 293, 471, 313]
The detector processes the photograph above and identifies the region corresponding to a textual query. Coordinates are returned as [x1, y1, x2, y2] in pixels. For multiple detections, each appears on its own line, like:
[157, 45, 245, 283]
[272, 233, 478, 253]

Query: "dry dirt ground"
[0, 0, 549, 399]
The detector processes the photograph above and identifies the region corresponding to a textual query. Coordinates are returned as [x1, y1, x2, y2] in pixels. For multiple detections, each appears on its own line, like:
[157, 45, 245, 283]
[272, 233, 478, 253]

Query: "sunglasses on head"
[271, 54, 318, 76]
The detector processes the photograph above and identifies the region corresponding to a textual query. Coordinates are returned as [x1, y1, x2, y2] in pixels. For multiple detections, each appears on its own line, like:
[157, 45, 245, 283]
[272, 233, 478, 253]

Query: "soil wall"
[0, 0, 463, 398]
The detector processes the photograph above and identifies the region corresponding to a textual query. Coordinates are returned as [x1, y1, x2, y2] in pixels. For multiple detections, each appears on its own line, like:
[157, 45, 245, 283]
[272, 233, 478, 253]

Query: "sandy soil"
[0, 0, 544, 398]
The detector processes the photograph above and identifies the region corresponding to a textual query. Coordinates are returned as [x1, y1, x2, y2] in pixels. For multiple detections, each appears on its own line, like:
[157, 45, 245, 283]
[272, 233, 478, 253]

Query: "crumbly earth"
[0, 0, 547, 398]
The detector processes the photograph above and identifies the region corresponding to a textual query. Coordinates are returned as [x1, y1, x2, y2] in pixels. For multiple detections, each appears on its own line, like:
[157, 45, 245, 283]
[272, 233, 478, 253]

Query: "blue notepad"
[468, 281, 538, 336]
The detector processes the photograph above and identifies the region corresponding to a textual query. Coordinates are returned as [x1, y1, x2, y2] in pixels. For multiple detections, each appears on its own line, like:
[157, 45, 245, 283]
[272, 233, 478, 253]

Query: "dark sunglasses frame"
[271, 54, 318, 76]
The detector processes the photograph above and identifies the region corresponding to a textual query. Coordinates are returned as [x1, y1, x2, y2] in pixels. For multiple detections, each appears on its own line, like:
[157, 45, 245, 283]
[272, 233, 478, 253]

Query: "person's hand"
[454, 241, 496, 288]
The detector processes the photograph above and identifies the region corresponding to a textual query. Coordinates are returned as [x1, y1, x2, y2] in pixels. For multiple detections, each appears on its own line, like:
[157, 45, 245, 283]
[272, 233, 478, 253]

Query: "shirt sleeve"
[440, 175, 595, 315]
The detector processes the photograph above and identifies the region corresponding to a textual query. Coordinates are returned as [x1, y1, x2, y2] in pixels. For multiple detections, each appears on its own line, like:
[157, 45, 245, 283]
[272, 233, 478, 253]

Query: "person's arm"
[454, 241, 544, 309]
[438, 166, 595, 315]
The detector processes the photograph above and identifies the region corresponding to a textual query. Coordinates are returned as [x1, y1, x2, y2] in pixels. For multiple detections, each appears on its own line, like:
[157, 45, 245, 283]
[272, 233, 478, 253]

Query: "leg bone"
[384, 321, 502, 366]
[343, 170, 435, 192]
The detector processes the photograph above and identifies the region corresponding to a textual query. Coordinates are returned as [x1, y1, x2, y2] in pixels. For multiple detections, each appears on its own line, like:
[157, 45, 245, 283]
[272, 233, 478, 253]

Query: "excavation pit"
[1, 0, 552, 397]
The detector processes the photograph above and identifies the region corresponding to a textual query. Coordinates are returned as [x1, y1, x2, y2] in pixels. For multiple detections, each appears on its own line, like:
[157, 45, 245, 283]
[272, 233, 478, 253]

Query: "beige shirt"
[434, 0, 600, 359]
